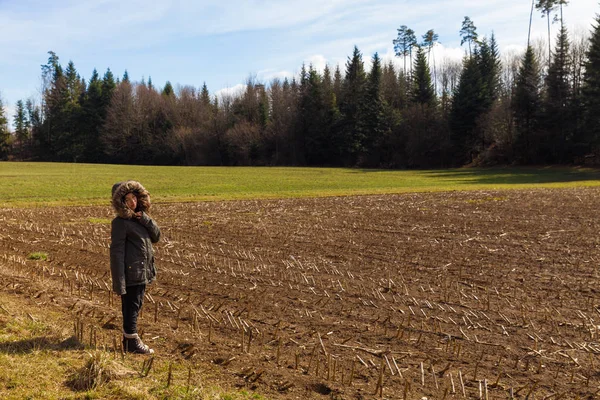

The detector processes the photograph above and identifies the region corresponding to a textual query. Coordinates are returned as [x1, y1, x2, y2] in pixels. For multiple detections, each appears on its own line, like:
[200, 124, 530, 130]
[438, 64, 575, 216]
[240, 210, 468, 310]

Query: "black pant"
[121, 284, 146, 334]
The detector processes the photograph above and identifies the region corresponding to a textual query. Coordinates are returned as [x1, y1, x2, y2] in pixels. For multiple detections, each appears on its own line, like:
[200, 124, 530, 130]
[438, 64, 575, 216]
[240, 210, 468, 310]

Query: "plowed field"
[1, 188, 600, 399]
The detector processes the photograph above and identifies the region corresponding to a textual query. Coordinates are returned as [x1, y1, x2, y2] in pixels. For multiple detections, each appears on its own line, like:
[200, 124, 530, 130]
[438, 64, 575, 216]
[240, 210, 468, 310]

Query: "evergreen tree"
[359, 53, 387, 166]
[0, 97, 9, 160]
[200, 82, 211, 107]
[394, 25, 414, 76]
[338, 46, 367, 165]
[381, 61, 405, 110]
[268, 77, 298, 165]
[13, 100, 28, 158]
[299, 66, 328, 165]
[64, 61, 83, 104]
[582, 13, 600, 152]
[450, 35, 502, 165]
[450, 51, 486, 164]
[478, 36, 501, 111]
[422, 29, 440, 92]
[411, 47, 436, 106]
[122, 70, 130, 83]
[162, 81, 174, 97]
[322, 65, 342, 165]
[460, 17, 478, 57]
[37, 52, 60, 158]
[476, 37, 502, 157]
[536, 0, 569, 65]
[333, 65, 343, 103]
[61, 61, 85, 161]
[258, 85, 269, 132]
[42, 60, 74, 160]
[542, 24, 573, 162]
[40, 51, 60, 118]
[406, 29, 418, 77]
[102, 69, 116, 107]
[25, 99, 41, 157]
[513, 46, 542, 161]
[80, 69, 104, 162]
[323, 64, 332, 93]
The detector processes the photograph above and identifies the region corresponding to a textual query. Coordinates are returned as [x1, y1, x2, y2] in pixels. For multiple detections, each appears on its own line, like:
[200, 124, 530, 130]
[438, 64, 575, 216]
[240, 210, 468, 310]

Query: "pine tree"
[122, 70, 130, 83]
[13, 100, 28, 158]
[536, 0, 569, 65]
[25, 99, 40, 157]
[323, 65, 332, 93]
[460, 17, 478, 57]
[582, 13, 600, 151]
[321, 64, 342, 165]
[359, 53, 387, 166]
[162, 81, 174, 97]
[406, 29, 418, 77]
[102, 69, 116, 107]
[381, 61, 404, 110]
[411, 47, 436, 106]
[450, 34, 502, 165]
[258, 85, 269, 132]
[338, 46, 367, 165]
[394, 25, 414, 76]
[42, 60, 73, 160]
[333, 65, 343, 103]
[543, 24, 573, 162]
[40, 51, 60, 121]
[38, 55, 85, 162]
[61, 61, 85, 161]
[450, 51, 486, 164]
[0, 96, 9, 159]
[65, 61, 83, 104]
[513, 46, 542, 162]
[479, 35, 501, 110]
[81, 69, 104, 162]
[268, 77, 298, 165]
[299, 66, 327, 165]
[422, 29, 440, 92]
[200, 82, 211, 107]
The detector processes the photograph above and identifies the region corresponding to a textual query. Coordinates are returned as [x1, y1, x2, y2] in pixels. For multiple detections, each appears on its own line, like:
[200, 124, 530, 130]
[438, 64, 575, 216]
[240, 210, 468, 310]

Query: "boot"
[123, 332, 154, 354]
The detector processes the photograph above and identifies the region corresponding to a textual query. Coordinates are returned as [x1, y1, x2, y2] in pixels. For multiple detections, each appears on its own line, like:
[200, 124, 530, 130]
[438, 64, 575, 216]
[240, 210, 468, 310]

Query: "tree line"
[1, 4, 600, 167]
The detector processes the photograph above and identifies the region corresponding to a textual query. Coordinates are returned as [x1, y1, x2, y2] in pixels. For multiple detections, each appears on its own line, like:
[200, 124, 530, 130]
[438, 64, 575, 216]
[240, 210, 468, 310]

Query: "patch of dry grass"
[0, 292, 267, 399]
[66, 351, 135, 391]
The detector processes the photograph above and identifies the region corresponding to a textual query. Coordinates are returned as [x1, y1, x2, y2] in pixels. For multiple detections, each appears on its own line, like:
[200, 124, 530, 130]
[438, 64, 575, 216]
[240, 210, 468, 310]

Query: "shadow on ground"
[0, 335, 83, 354]
[420, 167, 600, 186]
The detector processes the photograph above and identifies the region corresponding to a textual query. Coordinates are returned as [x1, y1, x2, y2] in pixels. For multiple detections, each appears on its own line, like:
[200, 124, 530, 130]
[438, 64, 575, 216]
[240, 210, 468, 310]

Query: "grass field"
[0, 292, 264, 400]
[1, 162, 600, 206]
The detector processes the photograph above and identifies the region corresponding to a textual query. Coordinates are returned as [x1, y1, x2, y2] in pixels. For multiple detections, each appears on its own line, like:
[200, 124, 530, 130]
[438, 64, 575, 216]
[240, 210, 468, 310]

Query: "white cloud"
[304, 55, 328, 73]
[377, 42, 465, 77]
[215, 84, 246, 100]
[4, 105, 16, 131]
[257, 69, 294, 83]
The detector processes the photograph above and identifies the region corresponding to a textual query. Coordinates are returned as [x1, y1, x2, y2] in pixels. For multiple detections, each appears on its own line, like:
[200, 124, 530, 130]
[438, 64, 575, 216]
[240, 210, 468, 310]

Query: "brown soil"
[1, 188, 600, 399]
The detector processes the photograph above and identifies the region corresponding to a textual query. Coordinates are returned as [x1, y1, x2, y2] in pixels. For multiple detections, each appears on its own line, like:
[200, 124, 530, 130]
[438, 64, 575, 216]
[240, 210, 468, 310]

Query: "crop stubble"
[0, 188, 599, 398]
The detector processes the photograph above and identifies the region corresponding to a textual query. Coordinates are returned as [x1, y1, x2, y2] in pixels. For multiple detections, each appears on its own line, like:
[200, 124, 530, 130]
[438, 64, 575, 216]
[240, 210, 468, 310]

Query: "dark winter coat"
[110, 181, 161, 295]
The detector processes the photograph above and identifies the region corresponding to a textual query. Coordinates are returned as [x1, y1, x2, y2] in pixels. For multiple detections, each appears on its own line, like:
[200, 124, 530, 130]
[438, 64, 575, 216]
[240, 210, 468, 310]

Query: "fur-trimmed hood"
[111, 180, 152, 219]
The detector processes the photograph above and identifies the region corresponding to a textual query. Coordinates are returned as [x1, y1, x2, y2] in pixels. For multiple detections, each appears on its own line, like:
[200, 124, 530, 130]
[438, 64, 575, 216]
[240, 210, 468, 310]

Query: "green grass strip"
[1, 162, 599, 207]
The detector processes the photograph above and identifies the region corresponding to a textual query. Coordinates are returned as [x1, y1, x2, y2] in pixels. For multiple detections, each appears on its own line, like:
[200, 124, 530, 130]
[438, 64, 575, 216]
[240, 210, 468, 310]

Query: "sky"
[0, 0, 598, 126]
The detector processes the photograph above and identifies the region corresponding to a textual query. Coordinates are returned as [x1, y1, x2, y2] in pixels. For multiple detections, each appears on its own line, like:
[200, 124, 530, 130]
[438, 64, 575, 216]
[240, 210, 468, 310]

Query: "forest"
[1, 2, 600, 168]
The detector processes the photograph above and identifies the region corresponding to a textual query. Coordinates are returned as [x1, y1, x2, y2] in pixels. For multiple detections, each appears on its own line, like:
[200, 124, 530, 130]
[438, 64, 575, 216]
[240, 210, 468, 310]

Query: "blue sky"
[1, 0, 598, 125]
